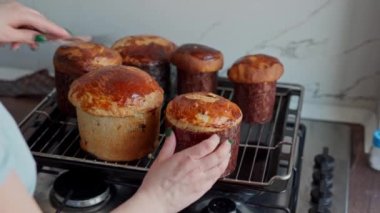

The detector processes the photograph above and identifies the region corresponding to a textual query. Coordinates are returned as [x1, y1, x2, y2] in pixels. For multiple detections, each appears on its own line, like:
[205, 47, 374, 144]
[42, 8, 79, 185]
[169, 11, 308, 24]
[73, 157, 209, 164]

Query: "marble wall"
[1, 0, 380, 114]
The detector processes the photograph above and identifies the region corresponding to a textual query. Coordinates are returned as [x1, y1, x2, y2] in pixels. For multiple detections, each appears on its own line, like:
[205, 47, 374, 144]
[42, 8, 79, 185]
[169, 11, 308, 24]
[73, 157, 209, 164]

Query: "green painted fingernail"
[165, 128, 173, 137]
[34, 34, 47, 42]
[228, 139, 234, 145]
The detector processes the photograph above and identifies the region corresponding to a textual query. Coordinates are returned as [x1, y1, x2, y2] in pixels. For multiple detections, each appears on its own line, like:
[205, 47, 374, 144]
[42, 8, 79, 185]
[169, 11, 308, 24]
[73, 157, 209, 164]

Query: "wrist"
[112, 189, 168, 213]
[133, 189, 169, 213]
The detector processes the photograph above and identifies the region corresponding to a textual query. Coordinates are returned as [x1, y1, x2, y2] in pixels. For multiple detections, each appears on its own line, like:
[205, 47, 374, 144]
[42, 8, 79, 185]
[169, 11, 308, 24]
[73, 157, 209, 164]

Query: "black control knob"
[311, 147, 334, 212]
[311, 181, 333, 207]
[309, 203, 331, 213]
[312, 170, 333, 188]
[314, 147, 335, 171]
[207, 197, 237, 213]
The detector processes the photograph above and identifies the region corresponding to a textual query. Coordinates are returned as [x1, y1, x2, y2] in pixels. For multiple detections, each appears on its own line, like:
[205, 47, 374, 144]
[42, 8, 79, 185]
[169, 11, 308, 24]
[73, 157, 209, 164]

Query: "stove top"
[50, 171, 111, 210]
[34, 120, 352, 213]
[35, 170, 136, 213]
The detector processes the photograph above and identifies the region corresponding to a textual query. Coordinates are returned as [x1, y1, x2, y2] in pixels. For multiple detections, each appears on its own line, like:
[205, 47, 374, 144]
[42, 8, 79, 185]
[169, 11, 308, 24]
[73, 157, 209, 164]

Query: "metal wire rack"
[19, 79, 303, 192]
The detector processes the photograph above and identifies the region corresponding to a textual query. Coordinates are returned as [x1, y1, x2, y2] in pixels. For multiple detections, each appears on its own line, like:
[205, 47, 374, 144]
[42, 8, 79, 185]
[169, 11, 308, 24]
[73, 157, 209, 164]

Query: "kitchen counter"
[0, 96, 43, 123]
[1, 96, 380, 213]
[296, 120, 350, 212]
[349, 125, 380, 213]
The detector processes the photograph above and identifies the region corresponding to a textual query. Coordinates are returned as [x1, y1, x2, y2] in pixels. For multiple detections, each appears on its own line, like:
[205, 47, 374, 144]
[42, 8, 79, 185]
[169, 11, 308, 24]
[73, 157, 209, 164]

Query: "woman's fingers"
[187, 150, 230, 183]
[23, 7, 43, 17]
[10, 42, 21, 50]
[29, 42, 38, 50]
[180, 134, 220, 160]
[181, 140, 231, 184]
[155, 130, 176, 163]
[137, 133, 230, 213]
[183, 155, 230, 194]
[204, 155, 230, 181]
[16, 11, 69, 38]
[152, 134, 228, 187]
[168, 134, 221, 179]
[198, 156, 230, 191]
[199, 140, 231, 171]
[0, 2, 79, 48]
[7, 28, 38, 44]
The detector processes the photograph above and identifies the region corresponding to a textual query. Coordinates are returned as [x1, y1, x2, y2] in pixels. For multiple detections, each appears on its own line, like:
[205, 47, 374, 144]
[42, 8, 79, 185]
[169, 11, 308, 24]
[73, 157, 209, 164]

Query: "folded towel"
[0, 69, 54, 97]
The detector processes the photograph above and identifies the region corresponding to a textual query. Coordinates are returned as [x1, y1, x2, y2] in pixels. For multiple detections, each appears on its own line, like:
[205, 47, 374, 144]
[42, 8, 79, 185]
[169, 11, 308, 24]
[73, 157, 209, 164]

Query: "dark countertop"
[0, 96, 42, 122]
[1, 96, 380, 213]
[349, 125, 380, 212]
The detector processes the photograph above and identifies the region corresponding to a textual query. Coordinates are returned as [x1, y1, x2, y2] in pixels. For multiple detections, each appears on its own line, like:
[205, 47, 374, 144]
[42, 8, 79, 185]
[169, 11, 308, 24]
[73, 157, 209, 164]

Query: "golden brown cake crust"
[111, 35, 176, 66]
[76, 107, 160, 161]
[170, 43, 223, 73]
[68, 65, 164, 117]
[227, 54, 284, 83]
[165, 92, 242, 132]
[53, 42, 122, 75]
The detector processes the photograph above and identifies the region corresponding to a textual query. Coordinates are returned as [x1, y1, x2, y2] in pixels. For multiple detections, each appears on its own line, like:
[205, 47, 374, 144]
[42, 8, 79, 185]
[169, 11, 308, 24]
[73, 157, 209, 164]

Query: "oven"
[19, 79, 349, 212]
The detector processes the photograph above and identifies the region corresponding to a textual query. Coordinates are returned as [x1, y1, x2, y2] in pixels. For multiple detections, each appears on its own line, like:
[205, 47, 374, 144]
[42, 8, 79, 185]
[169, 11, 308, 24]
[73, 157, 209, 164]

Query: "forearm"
[112, 190, 167, 213]
[0, 171, 41, 213]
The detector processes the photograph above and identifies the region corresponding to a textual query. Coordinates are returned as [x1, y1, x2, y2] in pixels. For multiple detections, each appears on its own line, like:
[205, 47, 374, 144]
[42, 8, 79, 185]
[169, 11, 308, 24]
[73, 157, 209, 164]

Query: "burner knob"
[312, 170, 333, 188]
[308, 204, 331, 213]
[310, 183, 333, 207]
[311, 148, 334, 212]
[314, 147, 335, 171]
[207, 197, 237, 213]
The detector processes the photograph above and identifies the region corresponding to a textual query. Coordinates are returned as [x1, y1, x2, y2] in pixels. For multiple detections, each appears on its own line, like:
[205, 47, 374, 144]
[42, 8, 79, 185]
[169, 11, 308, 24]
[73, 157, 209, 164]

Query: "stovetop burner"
[204, 197, 239, 213]
[181, 189, 270, 213]
[50, 170, 111, 211]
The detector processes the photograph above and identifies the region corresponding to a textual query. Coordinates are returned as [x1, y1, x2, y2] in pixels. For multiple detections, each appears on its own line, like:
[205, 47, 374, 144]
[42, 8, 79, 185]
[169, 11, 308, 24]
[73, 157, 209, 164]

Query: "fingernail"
[228, 139, 234, 145]
[34, 34, 47, 42]
[165, 128, 173, 137]
[11, 46, 19, 51]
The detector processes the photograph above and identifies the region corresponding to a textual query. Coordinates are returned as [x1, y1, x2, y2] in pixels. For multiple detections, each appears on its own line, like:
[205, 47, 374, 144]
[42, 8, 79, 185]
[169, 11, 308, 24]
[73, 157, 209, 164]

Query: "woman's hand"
[0, 1, 69, 49]
[113, 131, 231, 213]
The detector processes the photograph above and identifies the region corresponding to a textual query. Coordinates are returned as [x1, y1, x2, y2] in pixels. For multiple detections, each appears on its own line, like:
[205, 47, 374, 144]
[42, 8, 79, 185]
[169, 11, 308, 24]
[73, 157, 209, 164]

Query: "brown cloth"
[0, 69, 54, 97]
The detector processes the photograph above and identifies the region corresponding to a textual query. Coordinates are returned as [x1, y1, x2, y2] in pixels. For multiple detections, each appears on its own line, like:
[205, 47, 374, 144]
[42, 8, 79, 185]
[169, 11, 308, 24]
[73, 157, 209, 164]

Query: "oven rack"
[19, 79, 303, 192]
